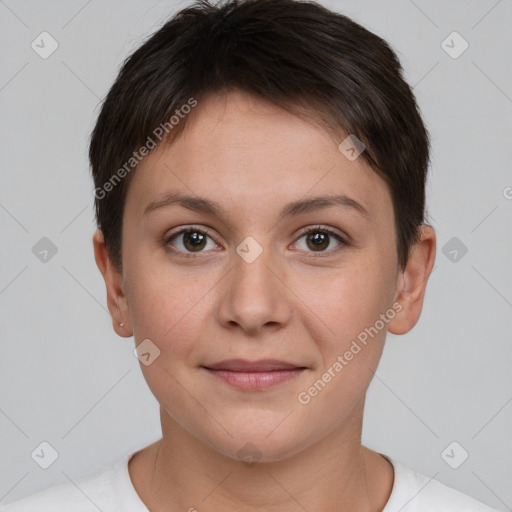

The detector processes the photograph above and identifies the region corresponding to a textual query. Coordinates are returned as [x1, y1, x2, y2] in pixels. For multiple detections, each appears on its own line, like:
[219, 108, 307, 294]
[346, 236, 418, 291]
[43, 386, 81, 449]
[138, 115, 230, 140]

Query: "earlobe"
[388, 225, 436, 335]
[92, 230, 133, 338]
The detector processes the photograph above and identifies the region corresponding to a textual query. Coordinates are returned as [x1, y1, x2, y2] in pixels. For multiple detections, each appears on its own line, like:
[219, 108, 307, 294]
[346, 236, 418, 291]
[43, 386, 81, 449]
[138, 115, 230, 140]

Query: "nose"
[216, 241, 292, 336]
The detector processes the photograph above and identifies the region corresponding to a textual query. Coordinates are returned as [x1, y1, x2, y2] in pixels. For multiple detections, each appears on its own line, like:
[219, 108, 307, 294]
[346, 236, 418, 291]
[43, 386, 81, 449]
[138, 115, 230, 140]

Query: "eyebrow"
[143, 192, 369, 220]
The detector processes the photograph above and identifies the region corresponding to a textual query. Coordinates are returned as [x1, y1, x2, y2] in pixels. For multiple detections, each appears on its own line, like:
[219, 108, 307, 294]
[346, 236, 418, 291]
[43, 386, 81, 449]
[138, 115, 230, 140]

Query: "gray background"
[1, 0, 511, 509]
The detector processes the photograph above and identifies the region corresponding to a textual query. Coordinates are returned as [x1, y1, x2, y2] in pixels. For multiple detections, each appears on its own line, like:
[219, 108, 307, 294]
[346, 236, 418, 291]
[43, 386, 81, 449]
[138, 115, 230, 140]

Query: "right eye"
[165, 227, 219, 257]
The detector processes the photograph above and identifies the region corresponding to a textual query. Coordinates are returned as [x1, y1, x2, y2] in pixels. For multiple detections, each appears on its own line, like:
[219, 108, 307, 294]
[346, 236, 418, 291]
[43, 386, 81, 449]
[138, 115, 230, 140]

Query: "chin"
[204, 419, 314, 465]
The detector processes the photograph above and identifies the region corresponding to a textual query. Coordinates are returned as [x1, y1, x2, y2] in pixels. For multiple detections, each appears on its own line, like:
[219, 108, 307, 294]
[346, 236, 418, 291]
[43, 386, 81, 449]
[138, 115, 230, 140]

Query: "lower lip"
[204, 368, 305, 390]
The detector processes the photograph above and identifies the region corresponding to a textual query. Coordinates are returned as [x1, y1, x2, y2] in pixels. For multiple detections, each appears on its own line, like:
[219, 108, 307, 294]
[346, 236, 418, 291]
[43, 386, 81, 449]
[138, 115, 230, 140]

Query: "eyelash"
[164, 225, 348, 259]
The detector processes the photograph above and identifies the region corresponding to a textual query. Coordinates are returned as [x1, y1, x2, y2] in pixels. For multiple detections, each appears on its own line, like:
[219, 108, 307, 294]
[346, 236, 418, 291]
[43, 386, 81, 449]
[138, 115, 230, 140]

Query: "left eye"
[294, 227, 346, 253]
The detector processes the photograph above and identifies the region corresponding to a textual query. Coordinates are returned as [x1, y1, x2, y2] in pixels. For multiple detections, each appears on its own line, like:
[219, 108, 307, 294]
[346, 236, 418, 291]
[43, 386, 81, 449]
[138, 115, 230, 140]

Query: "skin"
[93, 90, 436, 511]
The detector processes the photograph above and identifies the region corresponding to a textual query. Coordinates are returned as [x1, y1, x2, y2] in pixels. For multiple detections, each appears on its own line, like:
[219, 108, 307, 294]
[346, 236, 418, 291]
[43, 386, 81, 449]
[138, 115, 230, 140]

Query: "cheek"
[293, 265, 394, 422]
[125, 267, 209, 416]
[124, 253, 222, 376]
[295, 258, 396, 344]
[292, 253, 397, 403]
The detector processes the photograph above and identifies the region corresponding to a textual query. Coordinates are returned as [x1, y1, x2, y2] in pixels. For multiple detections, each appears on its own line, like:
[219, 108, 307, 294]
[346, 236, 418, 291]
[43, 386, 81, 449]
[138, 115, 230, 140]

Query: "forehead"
[124, 91, 393, 226]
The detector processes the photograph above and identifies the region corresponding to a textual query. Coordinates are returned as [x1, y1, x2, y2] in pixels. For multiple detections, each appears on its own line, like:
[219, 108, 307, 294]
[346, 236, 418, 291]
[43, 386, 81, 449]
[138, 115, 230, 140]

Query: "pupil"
[308, 232, 328, 251]
[184, 231, 206, 251]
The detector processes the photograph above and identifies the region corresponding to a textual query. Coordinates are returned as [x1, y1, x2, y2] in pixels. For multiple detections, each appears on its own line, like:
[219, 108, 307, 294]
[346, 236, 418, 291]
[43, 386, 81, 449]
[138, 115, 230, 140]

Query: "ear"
[92, 229, 133, 338]
[388, 225, 436, 335]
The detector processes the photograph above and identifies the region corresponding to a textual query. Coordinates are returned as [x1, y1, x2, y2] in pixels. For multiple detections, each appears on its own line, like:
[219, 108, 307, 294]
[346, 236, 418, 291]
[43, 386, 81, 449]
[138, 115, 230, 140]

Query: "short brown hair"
[89, 0, 430, 272]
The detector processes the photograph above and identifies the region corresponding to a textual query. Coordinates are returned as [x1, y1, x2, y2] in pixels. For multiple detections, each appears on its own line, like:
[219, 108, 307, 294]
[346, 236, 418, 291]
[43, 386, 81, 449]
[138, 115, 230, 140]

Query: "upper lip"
[203, 359, 306, 372]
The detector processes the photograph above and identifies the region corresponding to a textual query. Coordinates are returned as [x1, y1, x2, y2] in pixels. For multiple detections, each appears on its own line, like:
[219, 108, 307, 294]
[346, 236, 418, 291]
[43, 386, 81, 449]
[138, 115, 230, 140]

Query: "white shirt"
[1, 451, 500, 511]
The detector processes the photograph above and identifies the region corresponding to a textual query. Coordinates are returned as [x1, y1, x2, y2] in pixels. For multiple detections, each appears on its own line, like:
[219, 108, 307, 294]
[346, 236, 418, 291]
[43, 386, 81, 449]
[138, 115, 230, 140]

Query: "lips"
[202, 359, 307, 390]
[203, 359, 305, 372]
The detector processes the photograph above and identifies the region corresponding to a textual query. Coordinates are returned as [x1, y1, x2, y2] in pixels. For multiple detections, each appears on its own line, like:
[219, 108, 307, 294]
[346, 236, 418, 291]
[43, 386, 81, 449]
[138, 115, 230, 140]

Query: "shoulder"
[1, 454, 130, 512]
[383, 456, 500, 512]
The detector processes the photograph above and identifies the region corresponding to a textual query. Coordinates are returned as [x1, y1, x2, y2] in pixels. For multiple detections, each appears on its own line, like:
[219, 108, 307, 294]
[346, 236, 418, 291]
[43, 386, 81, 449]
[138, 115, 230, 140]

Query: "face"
[116, 90, 404, 461]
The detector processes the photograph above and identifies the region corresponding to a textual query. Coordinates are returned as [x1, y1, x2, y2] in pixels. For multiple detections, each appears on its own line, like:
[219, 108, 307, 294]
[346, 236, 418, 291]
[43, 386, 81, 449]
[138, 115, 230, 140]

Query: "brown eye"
[166, 228, 217, 255]
[305, 231, 330, 251]
[295, 226, 346, 254]
[182, 231, 207, 251]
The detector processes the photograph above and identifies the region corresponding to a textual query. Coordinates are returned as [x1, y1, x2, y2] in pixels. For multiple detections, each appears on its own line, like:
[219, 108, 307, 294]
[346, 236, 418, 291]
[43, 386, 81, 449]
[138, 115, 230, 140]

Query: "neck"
[129, 402, 393, 511]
